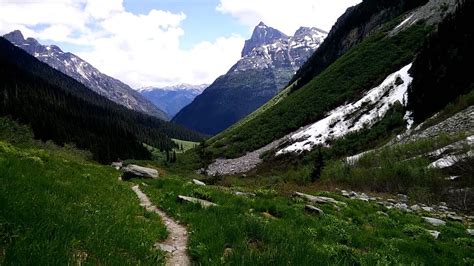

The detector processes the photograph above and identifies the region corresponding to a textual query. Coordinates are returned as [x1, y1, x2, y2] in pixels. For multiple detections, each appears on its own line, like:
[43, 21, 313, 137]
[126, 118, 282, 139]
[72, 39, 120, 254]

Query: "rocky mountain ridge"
[3, 30, 168, 120]
[172, 22, 326, 135]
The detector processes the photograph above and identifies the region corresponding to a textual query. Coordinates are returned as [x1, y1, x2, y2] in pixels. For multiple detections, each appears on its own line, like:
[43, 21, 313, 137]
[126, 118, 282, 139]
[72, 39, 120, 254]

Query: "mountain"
[138, 84, 208, 118]
[0, 36, 203, 163]
[172, 23, 327, 135]
[3, 30, 169, 120]
[204, 0, 457, 160]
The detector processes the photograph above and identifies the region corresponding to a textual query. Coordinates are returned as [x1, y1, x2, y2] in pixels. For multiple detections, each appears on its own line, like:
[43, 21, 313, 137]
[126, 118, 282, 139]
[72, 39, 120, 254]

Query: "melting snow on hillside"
[277, 63, 413, 155]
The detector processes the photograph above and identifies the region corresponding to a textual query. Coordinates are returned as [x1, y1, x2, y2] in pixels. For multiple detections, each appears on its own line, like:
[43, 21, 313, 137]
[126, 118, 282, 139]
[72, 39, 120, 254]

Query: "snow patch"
[395, 14, 414, 30]
[277, 63, 413, 154]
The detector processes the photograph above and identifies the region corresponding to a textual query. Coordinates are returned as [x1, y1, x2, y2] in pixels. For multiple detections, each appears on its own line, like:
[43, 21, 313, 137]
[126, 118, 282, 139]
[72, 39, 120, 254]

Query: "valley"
[1, 0, 473, 264]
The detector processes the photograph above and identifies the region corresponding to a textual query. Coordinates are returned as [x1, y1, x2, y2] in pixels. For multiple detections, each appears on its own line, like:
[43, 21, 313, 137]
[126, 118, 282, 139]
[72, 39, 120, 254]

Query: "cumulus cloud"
[0, 0, 244, 88]
[217, 0, 362, 34]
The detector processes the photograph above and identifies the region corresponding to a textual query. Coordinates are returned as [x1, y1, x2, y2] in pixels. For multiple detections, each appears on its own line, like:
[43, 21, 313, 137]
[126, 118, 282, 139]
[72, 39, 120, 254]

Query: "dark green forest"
[0, 37, 204, 163]
[408, 0, 474, 122]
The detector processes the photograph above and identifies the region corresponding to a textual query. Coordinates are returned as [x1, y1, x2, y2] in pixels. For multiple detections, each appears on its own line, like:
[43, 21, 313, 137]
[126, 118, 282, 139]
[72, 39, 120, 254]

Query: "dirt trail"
[131, 185, 190, 266]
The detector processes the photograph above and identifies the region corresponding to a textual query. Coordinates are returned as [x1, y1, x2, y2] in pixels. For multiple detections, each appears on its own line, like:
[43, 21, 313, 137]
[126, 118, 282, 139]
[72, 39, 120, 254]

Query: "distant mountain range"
[172, 22, 327, 135]
[138, 84, 208, 118]
[3, 30, 168, 120]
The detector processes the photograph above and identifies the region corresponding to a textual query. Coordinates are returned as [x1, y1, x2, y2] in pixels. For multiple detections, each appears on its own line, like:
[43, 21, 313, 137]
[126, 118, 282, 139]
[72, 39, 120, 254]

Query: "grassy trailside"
[206, 22, 431, 159]
[140, 174, 473, 265]
[0, 119, 167, 265]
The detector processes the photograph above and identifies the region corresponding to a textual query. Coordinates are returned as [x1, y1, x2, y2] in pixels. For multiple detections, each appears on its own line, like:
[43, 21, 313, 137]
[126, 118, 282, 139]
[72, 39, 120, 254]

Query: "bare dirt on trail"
[131, 185, 190, 266]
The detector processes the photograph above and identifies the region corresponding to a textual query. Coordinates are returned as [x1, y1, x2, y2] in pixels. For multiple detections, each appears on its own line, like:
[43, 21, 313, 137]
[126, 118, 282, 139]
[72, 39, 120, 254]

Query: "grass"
[206, 22, 432, 159]
[172, 138, 199, 153]
[140, 175, 474, 265]
[0, 119, 168, 265]
[321, 133, 472, 206]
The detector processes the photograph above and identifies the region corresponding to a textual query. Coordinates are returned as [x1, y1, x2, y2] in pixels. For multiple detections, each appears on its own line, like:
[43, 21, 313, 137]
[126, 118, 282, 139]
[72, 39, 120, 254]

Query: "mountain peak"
[4, 30, 25, 44]
[241, 22, 287, 57]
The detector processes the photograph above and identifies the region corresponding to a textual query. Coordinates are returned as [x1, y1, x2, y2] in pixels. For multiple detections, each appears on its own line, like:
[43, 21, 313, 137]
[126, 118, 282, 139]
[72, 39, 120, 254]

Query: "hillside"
[205, 0, 458, 159]
[172, 23, 326, 135]
[1, 119, 472, 264]
[0, 37, 203, 163]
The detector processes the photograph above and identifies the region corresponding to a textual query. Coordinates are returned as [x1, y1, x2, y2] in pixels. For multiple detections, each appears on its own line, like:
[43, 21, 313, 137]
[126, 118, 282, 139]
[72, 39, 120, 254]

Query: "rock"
[467, 229, 474, 236]
[305, 205, 325, 215]
[423, 217, 446, 226]
[410, 204, 421, 211]
[234, 191, 256, 197]
[397, 194, 408, 202]
[376, 211, 389, 217]
[261, 212, 277, 219]
[111, 161, 123, 170]
[156, 243, 176, 253]
[427, 230, 440, 239]
[394, 203, 409, 211]
[122, 164, 158, 179]
[447, 214, 463, 222]
[195, 168, 206, 175]
[421, 206, 434, 212]
[192, 179, 206, 186]
[223, 247, 233, 258]
[341, 190, 350, 197]
[387, 199, 397, 204]
[177, 195, 217, 208]
[294, 192, 346, 206]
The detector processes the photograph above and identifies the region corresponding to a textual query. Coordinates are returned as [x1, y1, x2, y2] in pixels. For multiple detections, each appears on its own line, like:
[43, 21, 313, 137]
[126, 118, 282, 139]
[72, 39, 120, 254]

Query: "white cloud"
[217, 0, 362, 34]
[0, 0, 244, 88]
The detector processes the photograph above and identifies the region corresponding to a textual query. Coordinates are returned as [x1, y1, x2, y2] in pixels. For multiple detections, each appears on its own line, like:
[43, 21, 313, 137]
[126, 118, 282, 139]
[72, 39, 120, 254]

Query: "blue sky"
[0, 0, 361, 88]
[124, 0, 249, 50]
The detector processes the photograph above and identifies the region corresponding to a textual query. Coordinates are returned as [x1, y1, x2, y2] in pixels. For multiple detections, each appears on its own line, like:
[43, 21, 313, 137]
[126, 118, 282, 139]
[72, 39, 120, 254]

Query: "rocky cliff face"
[172, 23, 326, 135]
[3, 30, 168, 120]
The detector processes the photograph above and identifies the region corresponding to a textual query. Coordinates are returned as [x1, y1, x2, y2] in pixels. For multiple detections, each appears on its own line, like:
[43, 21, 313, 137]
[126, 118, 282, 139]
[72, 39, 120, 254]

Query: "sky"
[0, 0, 361, 89]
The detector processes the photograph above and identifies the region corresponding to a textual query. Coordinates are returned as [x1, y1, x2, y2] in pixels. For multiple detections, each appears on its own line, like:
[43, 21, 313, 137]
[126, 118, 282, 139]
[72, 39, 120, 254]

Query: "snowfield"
[277, 63, 413, 154]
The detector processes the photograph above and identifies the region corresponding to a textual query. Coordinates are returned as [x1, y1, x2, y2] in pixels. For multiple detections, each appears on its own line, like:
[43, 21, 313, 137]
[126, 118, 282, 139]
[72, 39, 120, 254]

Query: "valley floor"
[1, 134, 473, 264]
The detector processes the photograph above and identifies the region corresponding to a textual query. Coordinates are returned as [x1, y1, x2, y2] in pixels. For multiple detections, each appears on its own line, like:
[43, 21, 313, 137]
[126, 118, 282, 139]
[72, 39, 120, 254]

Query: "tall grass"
[0, 121, 168, 264]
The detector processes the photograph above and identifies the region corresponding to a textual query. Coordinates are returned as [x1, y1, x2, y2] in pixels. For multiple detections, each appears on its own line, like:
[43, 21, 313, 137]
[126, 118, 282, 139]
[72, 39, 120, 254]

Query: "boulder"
[294, 192, 346, 206]
[111, 161, 123, 170]
[192, 179, 206, 186]
[122, 164, 158, 180]
[423, 217, 446, 226]
[305, 205, 325, 215]
[177, 195, 217, 208]
[234, 191, 256, 197]
[427, 230, 440, 239]
[447, 214, 463, 222]
[467, 229, 474, 236]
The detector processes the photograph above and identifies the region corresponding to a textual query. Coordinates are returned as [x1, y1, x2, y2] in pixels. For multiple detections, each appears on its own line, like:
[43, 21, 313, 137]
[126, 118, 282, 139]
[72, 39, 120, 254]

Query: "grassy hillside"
[0, 119, 167, 264]
[138, 173, 473, 265]
[207, 21, 431, 159]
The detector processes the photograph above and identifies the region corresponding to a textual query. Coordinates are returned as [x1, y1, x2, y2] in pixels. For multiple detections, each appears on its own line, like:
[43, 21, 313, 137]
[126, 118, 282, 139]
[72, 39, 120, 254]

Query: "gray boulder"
[177, 195, 217, 208]
[122, 164, 159, 180]
[305, 205, 324, 215]
[423, 217, 446, 226]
